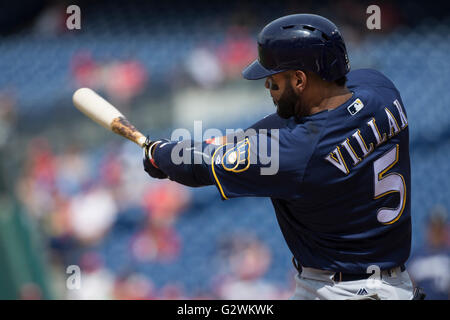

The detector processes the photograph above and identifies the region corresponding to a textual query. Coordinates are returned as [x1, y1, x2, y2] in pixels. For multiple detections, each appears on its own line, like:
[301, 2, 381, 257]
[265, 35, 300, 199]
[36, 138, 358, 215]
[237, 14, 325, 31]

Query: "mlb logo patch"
[347, 98, 364, 115]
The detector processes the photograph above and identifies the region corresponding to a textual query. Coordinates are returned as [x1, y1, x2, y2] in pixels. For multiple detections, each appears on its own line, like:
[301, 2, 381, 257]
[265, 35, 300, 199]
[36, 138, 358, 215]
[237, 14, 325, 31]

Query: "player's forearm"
[152, 139, 214, 187]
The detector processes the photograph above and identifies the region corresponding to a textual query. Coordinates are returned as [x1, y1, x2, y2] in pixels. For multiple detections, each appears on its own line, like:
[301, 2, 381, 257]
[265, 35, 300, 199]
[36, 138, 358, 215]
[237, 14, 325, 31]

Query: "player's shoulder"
[347, 68, 397, 91]
[347, 68, 402, 112]
[246, 112, 289, 131]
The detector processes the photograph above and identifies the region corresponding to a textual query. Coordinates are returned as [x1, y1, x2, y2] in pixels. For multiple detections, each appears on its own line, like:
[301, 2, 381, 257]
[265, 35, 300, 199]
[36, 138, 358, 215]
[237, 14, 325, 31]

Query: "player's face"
[265, 72, 300, 119]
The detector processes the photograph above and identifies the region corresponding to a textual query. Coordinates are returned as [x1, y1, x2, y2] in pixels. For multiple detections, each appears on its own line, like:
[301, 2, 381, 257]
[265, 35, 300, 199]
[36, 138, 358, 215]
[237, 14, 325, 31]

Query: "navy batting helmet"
[242, 14, 350, 82]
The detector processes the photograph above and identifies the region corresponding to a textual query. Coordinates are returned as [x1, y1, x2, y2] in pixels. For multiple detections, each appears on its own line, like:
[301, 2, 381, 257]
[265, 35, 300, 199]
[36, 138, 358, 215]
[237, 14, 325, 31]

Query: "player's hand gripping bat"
[72, 88, 147, 147]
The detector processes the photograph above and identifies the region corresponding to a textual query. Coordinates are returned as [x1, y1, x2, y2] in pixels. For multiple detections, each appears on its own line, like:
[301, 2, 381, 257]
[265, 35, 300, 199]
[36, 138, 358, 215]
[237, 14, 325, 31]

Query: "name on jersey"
[325, 99, 408, 174]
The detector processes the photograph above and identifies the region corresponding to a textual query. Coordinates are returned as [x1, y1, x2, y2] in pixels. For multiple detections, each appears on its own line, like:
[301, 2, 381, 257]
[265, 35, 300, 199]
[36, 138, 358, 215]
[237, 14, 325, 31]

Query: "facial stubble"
[275, 81, 302, 119]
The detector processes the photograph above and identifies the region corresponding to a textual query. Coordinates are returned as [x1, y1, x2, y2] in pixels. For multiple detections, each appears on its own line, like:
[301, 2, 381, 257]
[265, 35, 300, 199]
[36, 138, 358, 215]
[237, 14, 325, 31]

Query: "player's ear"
[294, 70, 307, 92]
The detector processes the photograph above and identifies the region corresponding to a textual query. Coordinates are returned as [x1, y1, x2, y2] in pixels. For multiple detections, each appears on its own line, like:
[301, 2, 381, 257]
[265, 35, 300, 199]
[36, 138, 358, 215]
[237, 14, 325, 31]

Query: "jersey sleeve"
[209, 126, 316, 199]
[245, 112, 289, 131]
[152, 139, 215, 187]
[152, 117, 323, 200]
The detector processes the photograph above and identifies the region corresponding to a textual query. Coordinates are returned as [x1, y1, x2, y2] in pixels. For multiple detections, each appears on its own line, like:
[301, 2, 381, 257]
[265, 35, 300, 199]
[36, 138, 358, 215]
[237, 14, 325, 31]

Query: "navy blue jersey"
[153, 68, 411, 274]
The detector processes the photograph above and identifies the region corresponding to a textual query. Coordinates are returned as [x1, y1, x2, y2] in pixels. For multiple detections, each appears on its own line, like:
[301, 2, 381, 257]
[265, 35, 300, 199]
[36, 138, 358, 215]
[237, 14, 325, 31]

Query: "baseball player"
[142, 14, 425, 300]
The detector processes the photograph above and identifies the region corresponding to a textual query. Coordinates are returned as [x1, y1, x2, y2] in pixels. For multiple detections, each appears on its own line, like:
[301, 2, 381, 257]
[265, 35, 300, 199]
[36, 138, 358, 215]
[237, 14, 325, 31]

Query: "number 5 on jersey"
[373, 144, 406, 225]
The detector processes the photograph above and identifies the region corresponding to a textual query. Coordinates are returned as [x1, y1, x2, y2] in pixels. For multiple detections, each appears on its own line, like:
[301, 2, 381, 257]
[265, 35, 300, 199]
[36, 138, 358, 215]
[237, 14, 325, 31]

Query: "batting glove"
[142, 136, 169, 179]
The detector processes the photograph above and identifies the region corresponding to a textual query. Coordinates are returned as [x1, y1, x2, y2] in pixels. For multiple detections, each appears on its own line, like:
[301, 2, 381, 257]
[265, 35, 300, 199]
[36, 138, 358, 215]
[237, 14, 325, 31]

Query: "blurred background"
[0, 0, 449, 300]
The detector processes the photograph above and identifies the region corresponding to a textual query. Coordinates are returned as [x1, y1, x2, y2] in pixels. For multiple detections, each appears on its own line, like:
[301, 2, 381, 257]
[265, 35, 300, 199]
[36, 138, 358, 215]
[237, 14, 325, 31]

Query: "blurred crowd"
[183, 25, 257, 89]
[71, 51, 148, 104]
[408, 206, 450, 299]
[14, 136, 179, 298]
[12, 134, 292, 299]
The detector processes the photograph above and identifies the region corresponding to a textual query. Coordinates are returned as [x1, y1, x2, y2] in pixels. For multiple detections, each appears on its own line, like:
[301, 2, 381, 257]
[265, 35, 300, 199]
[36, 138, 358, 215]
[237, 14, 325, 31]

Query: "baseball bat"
[72, 88, 147, 147]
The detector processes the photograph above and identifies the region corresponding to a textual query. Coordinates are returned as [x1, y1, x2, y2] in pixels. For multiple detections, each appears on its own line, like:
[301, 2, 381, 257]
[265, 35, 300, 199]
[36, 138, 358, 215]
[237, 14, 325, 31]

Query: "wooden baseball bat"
[72, 88, 147, 147]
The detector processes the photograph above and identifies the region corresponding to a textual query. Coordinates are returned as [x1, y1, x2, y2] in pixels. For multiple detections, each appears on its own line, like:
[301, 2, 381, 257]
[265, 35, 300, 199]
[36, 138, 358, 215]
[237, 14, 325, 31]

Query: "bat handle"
[136, 134, 147, 148]
[110, 116, 148, 148]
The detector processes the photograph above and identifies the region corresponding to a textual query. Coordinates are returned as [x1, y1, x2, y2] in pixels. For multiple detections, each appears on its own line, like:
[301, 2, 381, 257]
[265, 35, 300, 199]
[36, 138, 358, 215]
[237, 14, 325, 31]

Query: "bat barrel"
[73, 88, 147, 147]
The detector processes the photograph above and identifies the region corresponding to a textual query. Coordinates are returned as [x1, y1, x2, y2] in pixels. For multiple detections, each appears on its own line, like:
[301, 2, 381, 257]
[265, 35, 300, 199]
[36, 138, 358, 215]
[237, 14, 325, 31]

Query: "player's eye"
[265, 78, 279, 91]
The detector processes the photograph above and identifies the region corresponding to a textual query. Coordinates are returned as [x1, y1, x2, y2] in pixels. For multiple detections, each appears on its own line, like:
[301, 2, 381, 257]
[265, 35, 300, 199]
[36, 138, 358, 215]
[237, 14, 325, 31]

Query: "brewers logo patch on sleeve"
[210, 137, 252, 200]
[220, 138, 251, 173]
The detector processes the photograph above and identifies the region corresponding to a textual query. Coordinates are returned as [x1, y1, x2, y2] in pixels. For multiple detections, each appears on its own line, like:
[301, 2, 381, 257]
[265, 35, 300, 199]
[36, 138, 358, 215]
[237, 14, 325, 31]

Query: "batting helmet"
[242, 14, 350, 82]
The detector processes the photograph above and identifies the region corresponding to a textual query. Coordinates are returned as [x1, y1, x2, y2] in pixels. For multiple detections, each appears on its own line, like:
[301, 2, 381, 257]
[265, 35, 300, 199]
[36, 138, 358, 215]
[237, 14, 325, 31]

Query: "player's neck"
[307, 86, 353, 115]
